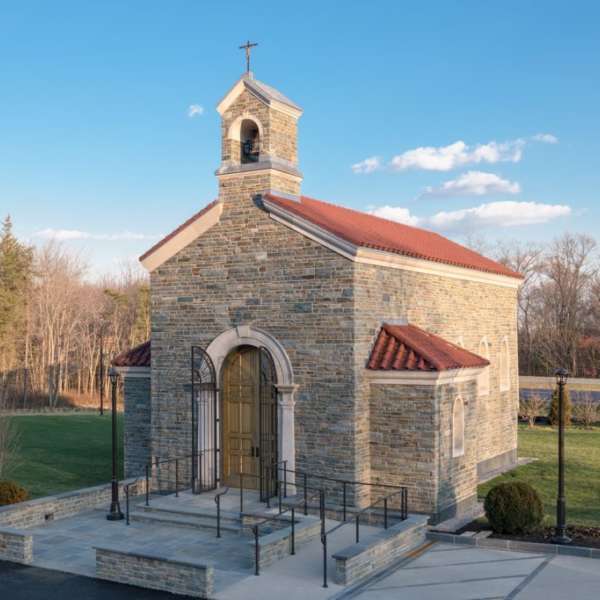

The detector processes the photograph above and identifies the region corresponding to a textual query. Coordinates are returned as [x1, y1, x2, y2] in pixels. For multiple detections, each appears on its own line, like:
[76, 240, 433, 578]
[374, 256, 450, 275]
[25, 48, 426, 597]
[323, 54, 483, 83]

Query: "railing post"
[125, 485, 130, 526]
[290, 507, 295, 555]
[175, 459, 179, 498]
[266, 466, 271, 509]
[320, 489, 325, 535]
[283, 461, 288, 498]
[254, 525, 260, 576]
[343, 481, 347, 522]
[145, 465, 150, 507]
[240, 473, 244, 515]
[303, 473, 308, 516]
[322, 534, 328, 588]
[278, 478, 283, 514]
[356, 514, 360, 543]
[216, 494, 221, 538]
[384, 498, 388, 529]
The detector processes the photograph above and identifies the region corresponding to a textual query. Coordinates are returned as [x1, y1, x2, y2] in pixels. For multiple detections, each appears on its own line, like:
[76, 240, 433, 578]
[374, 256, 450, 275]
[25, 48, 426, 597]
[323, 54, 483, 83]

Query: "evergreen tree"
[0, 216, 34, 372]
[549, 386, 572, 427]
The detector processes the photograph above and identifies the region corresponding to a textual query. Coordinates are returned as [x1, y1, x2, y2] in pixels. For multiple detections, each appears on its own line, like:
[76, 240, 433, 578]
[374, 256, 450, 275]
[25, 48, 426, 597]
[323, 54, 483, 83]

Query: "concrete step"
[129, 510, 244, 534]
[139, 503, 242, 525]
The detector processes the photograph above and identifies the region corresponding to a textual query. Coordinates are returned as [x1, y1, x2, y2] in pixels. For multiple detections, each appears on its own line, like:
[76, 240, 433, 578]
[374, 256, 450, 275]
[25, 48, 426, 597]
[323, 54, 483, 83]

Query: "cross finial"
[239, 40, 258, 74]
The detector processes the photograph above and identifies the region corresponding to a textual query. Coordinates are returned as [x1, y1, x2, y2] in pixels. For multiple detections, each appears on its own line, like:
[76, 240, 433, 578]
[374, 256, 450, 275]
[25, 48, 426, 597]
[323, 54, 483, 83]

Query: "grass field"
[8, 414, 124, 499]
[478, 424, 600, 527]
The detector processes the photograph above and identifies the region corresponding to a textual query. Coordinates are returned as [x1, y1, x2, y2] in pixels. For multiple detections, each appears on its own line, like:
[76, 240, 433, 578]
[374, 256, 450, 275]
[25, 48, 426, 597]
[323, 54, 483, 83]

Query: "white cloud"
[421, 171, 521, 198]
[368, 206, 420, 226]
[368, 201, 571, 233]
[389, 139, 525, 172]
[351, 156, 382, 174]
[532, 133, 559, 144]
[34, 229, 159, 241]
[187, 104, 204, 118]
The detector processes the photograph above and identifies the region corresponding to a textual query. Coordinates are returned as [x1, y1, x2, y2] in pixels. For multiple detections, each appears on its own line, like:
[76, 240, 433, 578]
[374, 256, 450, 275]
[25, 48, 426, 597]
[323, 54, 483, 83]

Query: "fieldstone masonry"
[123, 71, 520, 521]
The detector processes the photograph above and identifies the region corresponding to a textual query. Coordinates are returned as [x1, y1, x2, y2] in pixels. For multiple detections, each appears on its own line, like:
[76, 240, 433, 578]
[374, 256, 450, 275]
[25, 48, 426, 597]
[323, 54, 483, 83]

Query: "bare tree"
[519, 393, 547, 428]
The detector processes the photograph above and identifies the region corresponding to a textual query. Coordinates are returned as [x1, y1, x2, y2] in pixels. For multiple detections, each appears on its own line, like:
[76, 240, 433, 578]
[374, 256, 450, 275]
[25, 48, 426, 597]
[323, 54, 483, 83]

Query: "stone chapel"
[113, 70, 522, 523]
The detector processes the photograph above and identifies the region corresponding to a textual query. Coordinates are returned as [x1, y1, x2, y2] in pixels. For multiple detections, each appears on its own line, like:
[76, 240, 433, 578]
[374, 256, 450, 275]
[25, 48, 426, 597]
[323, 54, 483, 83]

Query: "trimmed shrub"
[484, 481, 544, 534]
[0, 480, 29, 506]
[549, 386, 572, 427]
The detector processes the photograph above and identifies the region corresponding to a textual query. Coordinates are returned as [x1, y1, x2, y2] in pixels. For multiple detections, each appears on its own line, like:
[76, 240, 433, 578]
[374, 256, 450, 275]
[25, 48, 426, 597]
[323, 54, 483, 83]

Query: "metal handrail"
[271, 463, 407, 522]
[124, 478, 142, 526]
[144, 452, 204, 506]
[214, 487, 230, 538]
[319, 487, 408, 588]
[251, 487, 324, 576]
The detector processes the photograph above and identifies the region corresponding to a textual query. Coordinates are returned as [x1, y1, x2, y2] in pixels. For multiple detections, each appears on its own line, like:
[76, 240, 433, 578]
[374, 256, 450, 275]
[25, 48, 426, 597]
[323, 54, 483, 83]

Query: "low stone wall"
[95, 546, 214, 598]
[332, 515, 428, 586]
[0, 527, 33, 564]
[254, 515, 322, 569]
[0, 478, 146, 529]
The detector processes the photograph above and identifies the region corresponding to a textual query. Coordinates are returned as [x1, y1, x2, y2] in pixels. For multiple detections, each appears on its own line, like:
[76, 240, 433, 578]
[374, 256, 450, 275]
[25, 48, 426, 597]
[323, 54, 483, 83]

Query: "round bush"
[484, 481, 543, 534]
[0, 481, 29, 506]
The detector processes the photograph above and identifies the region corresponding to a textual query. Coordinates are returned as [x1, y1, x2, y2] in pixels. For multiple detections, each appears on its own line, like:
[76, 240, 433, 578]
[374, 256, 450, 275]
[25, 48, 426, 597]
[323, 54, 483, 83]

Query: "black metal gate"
[259, 347, 278, 500]
[191, 346, 218, 494]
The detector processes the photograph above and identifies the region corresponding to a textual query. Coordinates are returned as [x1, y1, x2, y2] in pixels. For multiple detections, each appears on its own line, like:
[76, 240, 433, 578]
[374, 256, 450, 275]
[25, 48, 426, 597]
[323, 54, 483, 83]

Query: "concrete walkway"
[349, 542, 600, 600]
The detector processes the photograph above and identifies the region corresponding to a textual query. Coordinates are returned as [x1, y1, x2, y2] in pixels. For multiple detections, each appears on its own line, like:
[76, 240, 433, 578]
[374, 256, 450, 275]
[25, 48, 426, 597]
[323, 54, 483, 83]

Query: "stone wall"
[123, 374, 152, 478]
[150, 180, 362, 498]
[0, 527, 33, 564]
[332, 515, 428, 585]
[368, 384, 437, 513]
[96, 546, 213, 598]
[369, 379, 479, 521]
[354, 261, 519, 489]
[0, 479, 146, 529]
[220, 87, 298, 167]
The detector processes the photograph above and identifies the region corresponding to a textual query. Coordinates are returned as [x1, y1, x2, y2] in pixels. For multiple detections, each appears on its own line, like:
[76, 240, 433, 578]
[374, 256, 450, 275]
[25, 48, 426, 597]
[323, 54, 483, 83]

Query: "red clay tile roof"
[139, 200, 219, 262]
[112, 341, 151, 368]
[264, 193, 522, 279]
[367, 324, 489, 371]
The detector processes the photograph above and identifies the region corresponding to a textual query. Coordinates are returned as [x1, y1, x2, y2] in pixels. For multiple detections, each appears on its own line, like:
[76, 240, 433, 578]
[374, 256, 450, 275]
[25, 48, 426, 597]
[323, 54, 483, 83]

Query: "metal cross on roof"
[239, 40, 258, 73]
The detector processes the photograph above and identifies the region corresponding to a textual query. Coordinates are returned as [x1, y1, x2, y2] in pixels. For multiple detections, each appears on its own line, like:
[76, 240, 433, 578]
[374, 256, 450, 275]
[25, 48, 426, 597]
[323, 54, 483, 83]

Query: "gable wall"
[353, 261, 519, 491]
[150, 179, 364, 494]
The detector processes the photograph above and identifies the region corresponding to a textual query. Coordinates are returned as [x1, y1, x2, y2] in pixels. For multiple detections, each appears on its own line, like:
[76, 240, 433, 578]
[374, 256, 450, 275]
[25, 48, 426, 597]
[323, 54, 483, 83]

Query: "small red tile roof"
[264, 193, 522, 279]
[139, 200, 219, 263]
[112, 341, 151, 368]
[367, 324, 489, 371]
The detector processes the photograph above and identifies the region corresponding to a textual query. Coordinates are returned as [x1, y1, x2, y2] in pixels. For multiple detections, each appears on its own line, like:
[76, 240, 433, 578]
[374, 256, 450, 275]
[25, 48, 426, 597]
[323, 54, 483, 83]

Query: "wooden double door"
[221, 346, 277, 490]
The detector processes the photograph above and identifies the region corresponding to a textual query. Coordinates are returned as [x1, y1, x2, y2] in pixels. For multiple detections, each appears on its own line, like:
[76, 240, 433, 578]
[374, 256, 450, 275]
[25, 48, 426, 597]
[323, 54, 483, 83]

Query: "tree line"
[479, 232, 600, 378]
[0, 216, 150, 408]
[1, 215, 600, 409]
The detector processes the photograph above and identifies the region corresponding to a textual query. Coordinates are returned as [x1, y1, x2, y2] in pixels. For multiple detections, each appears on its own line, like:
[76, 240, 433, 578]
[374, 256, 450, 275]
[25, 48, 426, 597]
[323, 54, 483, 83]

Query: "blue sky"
[2, 1, 599, 276]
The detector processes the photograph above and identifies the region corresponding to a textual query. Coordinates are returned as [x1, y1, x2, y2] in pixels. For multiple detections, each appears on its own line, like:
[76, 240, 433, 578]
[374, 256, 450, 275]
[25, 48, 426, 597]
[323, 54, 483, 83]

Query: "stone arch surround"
[206, 325, 298, 483]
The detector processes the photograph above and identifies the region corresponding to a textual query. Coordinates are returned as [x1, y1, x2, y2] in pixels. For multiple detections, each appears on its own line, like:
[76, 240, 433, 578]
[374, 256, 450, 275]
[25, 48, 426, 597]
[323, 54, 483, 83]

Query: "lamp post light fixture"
[106, 367, 124, 521]
[552, 367, 570, 544]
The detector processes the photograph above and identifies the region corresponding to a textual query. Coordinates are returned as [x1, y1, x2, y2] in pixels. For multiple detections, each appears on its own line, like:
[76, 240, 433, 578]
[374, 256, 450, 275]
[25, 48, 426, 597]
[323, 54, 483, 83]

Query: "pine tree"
[549, 386, 572, 427]
[0, 216, 34, 372]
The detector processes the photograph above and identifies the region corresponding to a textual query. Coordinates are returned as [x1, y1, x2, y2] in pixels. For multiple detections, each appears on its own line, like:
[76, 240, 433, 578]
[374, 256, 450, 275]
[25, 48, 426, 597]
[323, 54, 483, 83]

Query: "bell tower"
[215, 71, 303, 206]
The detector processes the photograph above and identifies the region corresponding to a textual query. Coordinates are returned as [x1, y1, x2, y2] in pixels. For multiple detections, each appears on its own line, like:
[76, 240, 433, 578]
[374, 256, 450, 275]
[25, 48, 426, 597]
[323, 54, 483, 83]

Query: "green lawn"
[8, 414, 124, 499]
[478, 424, 600, 527]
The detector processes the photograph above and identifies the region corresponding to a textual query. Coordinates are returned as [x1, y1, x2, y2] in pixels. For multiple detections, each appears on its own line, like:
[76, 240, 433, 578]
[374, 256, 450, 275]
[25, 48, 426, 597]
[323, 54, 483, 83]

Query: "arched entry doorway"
[221, 346, 278, 491]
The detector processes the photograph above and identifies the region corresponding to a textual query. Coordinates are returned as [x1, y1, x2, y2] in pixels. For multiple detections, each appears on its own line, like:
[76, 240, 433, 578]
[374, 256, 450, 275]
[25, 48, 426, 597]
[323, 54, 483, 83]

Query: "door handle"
[250, 446, 260, 458]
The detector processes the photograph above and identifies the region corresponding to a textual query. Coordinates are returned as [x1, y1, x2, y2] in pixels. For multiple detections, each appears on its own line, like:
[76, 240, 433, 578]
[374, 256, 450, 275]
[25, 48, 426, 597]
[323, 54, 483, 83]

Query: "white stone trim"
[499, 336, 511, 392]
[205, 326, 296, 481]
[364, 366, 485, 386]
[263, 199, 522, 289]
[452, 396, 466, 458]
[227, 113, 265, 142]
[216, 76, 302, 119]
[113, 367, 151, 379]
[140, 202, 223, 272]
[477, 337, 491, 397]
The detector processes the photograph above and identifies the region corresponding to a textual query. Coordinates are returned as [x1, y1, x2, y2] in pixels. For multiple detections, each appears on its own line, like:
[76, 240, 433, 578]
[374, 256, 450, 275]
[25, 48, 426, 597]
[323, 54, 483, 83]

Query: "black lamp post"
[99, 331, 105, 416]
[552, 367, 570, 544]
[106, 367, 124, 521]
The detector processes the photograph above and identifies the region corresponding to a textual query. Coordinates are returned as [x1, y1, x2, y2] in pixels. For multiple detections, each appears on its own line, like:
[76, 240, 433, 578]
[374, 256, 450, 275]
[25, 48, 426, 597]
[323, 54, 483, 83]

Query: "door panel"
[222, 347, 259, 487]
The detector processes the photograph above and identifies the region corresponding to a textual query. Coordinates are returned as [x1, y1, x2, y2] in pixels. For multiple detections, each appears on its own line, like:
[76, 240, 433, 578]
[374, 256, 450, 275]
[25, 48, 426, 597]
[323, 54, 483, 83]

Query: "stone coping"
[427, 531, 600, 559]
[333, 515, 428, 560]
[0, 525, 30, 536]
[0, 477, 144, 515]
[94, 544, 214, 569]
